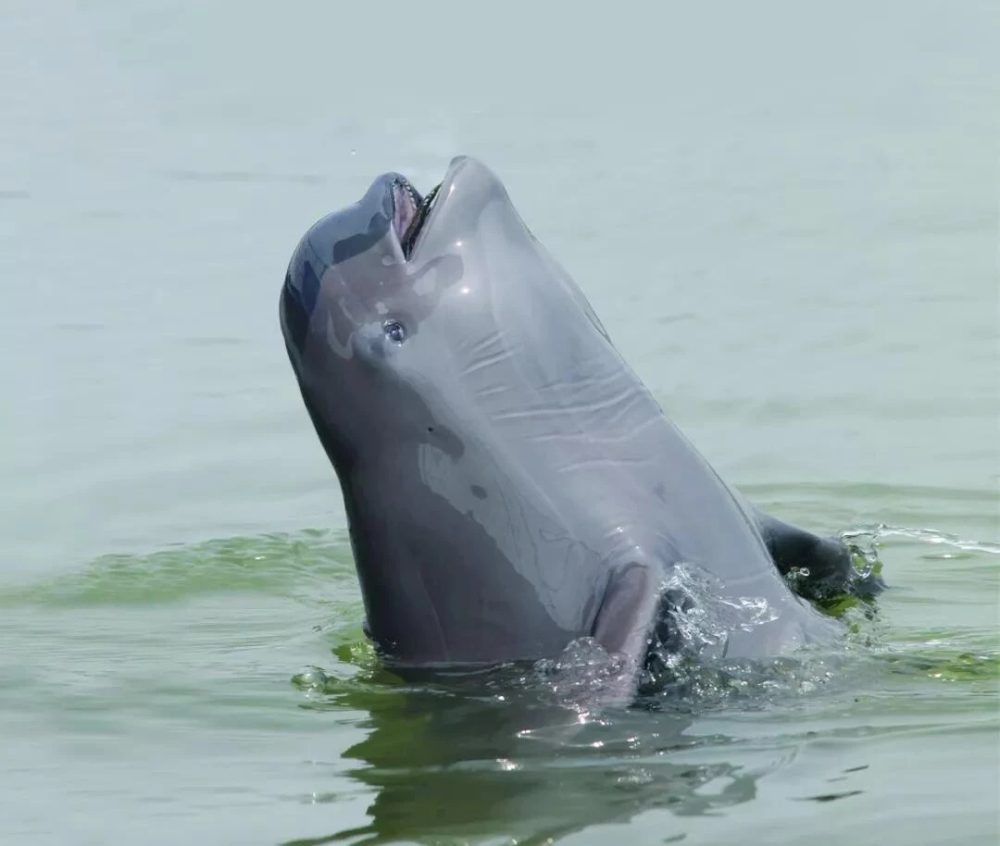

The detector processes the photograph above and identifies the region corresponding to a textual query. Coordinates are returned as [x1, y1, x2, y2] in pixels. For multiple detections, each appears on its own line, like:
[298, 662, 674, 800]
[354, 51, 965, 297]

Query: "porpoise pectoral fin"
[750, 505, 885, 601]
[591, 560, 662, 671]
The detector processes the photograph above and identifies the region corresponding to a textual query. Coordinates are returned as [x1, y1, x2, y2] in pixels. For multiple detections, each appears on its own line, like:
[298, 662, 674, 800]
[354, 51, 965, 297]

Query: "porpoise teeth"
[400, 182, 441, 259]
[403, 181, 421, 207]
[391, 180, 421, 248]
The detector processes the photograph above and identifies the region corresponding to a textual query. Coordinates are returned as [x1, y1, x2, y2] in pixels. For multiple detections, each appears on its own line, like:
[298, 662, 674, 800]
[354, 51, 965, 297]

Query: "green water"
[2, 2, 998, 844]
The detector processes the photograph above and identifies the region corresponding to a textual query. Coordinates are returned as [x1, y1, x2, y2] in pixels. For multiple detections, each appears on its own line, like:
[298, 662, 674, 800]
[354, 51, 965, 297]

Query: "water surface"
[2, 2, 998, 844]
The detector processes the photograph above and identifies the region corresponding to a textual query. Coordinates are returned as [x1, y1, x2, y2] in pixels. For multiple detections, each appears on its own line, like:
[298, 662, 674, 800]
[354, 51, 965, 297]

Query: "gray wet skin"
[280, 156, 848, 672]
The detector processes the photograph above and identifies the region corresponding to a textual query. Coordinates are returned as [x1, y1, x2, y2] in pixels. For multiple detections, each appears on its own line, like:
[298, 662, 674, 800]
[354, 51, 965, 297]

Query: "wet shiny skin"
[280, 156, 835, 668]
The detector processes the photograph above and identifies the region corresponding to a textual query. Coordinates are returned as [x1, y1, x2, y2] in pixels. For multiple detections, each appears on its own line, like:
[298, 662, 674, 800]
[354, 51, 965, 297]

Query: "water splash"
[781, 527, 889, 617]
[531, 637, 638, 713]
[652, 562, 789, 655]
[842, 523, 1000, 556]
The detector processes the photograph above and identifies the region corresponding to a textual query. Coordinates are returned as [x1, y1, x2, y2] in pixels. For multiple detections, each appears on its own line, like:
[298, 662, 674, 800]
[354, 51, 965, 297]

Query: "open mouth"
[391, 178, 441, 260]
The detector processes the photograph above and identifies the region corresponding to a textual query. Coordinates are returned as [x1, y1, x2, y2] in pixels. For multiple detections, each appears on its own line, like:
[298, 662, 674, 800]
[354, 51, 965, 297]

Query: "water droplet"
[383, 320, 406, 343]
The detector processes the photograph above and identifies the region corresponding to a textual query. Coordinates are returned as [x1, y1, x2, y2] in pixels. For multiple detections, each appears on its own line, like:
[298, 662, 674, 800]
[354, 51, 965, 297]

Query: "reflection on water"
[2, 526, 996, 844]
[283, 588, 878, 846]
[288, 669, 759, 845]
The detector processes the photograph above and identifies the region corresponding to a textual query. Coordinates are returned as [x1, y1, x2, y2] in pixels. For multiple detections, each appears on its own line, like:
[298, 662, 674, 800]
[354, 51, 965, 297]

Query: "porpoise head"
[281, 157, 640, 669]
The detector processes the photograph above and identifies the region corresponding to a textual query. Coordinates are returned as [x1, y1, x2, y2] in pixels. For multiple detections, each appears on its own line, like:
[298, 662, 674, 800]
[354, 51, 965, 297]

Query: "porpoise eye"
[383, 320, 406, 344]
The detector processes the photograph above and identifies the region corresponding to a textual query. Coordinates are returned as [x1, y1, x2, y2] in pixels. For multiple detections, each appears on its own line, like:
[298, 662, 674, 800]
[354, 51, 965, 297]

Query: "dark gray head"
[280, 157, 622, 667]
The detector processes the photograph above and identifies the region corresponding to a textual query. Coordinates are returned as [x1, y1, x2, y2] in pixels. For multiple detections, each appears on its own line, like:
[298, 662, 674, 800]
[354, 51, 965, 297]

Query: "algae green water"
[2, 2, 998, 844]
